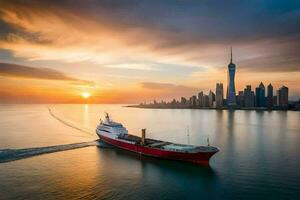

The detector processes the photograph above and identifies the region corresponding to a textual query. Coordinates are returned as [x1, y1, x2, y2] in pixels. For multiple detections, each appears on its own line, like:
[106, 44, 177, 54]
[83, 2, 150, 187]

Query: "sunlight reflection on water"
[0, 104, 299, 199]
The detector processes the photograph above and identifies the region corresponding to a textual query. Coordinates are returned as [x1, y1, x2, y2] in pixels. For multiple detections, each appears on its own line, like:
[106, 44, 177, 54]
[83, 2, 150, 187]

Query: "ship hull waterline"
[98, 134, 218, 165]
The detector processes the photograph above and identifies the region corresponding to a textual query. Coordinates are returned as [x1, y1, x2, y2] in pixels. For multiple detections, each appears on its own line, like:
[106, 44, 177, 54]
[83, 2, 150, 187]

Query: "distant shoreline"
[126, 105, 300, 111]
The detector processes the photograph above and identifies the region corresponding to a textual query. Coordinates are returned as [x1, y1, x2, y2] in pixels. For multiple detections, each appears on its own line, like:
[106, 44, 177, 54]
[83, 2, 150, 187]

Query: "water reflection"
[97, 145, 219, 199]
[0, 105, 299, 200]
[101, 145, 215, 176]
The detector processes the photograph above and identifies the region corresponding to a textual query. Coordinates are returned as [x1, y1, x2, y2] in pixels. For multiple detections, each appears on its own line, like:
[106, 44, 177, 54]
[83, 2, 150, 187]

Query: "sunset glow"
[81, 92, 90, 99]
[0, 0, 299, 103]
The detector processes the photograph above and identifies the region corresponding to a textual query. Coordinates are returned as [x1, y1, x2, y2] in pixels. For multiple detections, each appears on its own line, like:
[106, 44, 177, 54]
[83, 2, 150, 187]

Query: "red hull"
[99, 135, 217, 164]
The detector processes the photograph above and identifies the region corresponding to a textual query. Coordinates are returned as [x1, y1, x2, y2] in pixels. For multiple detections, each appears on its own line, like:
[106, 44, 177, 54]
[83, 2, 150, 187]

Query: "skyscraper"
[203, 95, 209, 107]
[181, 97, 187, 106]
[216, 83, 224, 108]
[208, 90, 215, 107]
[255, 82, 266, 107]
[227, 47, 236, 107]
[244, 85, 255, 107]
[198, 91, 204, 107]
[278, 86, 289, 106]
[191, 95, 197, 107]
[267, 84, 273, 108]
[237, 91, 244, 107]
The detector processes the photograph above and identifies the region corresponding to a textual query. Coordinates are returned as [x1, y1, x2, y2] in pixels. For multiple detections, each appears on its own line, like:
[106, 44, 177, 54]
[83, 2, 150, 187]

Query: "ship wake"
[47, 108, 94, 137]
[0, 140, 100, 164]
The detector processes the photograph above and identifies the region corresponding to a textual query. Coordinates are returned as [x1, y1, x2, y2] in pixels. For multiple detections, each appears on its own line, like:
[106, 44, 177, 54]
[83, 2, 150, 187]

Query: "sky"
[0, 0, 299, 103]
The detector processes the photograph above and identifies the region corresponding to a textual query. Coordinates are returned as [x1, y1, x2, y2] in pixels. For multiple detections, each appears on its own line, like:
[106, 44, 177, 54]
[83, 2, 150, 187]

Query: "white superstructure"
[96, 113, 128, 139]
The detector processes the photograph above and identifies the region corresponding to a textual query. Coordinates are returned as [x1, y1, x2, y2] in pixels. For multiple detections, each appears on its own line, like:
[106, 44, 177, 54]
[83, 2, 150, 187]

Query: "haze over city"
[0, 0, 299, 103]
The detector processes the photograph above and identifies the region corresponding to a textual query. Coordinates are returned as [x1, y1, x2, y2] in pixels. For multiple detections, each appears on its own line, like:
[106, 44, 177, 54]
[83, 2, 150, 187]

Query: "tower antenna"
[230, 46, 233, 63]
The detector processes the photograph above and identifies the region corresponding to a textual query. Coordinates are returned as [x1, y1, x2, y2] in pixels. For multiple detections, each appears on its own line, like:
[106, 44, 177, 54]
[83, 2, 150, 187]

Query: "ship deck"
[117, 134, 218, 153]
[117, 134, 164, 145]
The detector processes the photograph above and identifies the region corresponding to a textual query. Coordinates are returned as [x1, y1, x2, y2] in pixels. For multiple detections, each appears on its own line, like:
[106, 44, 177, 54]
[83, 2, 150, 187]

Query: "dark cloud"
[72, 0, 300, 43]
[0, 62, 92, 84]
[240, 56, 300, 73]
[0, 0, 300, 72]
[1, 0, 299, 43]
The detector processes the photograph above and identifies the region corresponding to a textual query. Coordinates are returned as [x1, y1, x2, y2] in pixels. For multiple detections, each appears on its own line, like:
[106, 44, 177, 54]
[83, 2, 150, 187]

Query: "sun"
[81, 92, 90, 99]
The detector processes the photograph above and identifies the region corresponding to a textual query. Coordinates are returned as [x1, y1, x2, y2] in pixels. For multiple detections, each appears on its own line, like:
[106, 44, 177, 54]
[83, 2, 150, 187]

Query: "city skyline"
[139, 50, 298, 110]
[0, 0, 300, 103]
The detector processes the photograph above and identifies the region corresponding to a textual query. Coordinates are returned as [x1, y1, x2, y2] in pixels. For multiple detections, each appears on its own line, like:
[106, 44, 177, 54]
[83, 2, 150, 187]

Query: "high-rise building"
[216, 83, 224, 108]
[273, 96, 277, 105]
[267, 84, 273, 108]
[244, 85, 255, 107]
[208, 90, 215, 107]
[255, 82, 266, 107]
[192, 95, 197, 107]
[237, 91, 244, 107]
[278, 86, 289, 106]
[171, 99, 177, 107]
[276, 90, 280, 105]
[181, 97, 187, 106]
[295, 99, 300, 110]
[198, 91, 204, 107]
[203, 95, 209, 107]
[227, 47, 237, 107]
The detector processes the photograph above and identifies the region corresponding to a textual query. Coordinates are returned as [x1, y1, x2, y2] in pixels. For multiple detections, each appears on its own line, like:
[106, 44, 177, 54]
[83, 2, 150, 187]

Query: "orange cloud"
[0, 63, 92, 85]
[0, 0, 299, 102]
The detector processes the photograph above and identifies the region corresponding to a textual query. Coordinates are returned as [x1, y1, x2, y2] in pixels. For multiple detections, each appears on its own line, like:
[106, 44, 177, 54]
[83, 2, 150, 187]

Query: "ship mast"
[187, 126, 190, 145]
[105, 112, 110, 122]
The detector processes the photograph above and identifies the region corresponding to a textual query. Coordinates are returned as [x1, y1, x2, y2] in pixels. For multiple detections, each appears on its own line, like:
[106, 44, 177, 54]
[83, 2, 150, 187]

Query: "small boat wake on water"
[0, 141, 99, 163]
[47, 108, 94, 137]
[96, 113, 219, 164]
[0, 108, 100, 164]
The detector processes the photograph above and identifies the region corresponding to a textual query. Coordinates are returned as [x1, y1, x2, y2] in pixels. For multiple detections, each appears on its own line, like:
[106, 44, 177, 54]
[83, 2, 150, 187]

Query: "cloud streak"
[0, 0, 299, 72]
[0, 0, 300, 102]
[0, 63, 92, 84]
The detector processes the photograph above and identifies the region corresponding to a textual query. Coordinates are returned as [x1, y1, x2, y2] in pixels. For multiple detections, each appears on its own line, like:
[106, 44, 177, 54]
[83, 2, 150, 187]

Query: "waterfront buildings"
[198, 92, 203, 107]
[203, 95, 209, 107]
[237, 91, 244, 107]
[191, 95, 197, 108]
[208, 90, 215, 108]
[278, 86, 289, 106]
[138, 48, 293, 110]
[227, 47, 237, 107]
[181, 97, 187, 105]
[267, 84, 273, 108]
[216, 83, 224, 108]
[295, 99, 300, 110]
[255, 82, 266, 107]
[243, 85, 255, 107]
[139, 83, 290, 110]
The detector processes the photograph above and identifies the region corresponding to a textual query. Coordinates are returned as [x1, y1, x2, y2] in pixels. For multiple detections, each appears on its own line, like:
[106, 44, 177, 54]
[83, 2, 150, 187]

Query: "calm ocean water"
[0, 104, 299, 200]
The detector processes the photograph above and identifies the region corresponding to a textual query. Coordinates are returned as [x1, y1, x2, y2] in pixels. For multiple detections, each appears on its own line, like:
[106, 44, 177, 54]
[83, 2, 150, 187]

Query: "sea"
[0, 104, 299, 200]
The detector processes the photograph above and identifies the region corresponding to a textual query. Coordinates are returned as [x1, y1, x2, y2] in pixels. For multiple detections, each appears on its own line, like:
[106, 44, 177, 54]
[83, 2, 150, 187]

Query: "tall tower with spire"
[227, 47, 237, 107]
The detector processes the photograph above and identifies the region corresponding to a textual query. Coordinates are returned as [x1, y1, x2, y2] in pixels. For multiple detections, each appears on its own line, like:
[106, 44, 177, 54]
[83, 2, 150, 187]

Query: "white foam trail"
[0, 107, 104, 164]
[0, 140, 99, 163]
[47, 108, 95, 137]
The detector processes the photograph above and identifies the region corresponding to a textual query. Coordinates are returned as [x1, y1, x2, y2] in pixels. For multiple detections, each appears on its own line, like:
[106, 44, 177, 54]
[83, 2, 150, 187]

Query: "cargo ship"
[96, 113, 219, 164]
